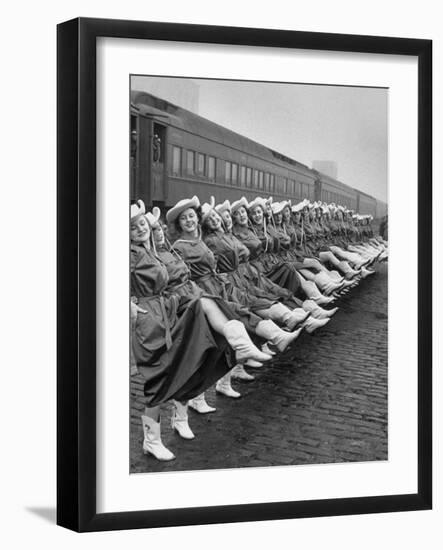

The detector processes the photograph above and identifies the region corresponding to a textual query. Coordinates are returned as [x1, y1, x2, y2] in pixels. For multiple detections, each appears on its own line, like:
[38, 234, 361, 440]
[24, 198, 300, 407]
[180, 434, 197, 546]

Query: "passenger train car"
[130, 91, 387, 222]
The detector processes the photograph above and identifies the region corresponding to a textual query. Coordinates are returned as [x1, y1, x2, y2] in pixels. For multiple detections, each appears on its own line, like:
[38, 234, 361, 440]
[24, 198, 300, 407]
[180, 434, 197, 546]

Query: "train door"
[130, 114, 138, 202]
[133, 117, 167, 207]
[314, 178, 322, 202]
[151, 123, 167, 207]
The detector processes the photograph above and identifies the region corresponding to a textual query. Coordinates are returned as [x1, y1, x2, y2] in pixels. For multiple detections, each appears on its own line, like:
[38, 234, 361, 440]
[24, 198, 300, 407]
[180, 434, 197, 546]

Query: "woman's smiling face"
[178, 207, 199, 234]
[220, 209, 233, 231]
[282, 206, 291, 223]
[233, 206, 249, 226]
[130, 215, 150, 243]
[250, 205, 264, 225]
[151, 222, 165, 246]
[274, 211, 283, 225]
[204, 210, 222, 232]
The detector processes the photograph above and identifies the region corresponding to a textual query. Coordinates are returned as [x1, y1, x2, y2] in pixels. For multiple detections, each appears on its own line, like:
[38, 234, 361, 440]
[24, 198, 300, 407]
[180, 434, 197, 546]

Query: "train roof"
[131, 91, 313, 174]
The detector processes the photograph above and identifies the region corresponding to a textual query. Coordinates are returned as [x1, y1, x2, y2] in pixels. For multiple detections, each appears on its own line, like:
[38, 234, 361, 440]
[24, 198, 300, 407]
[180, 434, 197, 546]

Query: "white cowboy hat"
[271, 201, 286, 215]
[131, 199, 146, 220]
[201, 196, 216, 221]
[247, 197, 266, 212]
[291, 200, 305, 213]
[146, 206, 161, 226]
[215, 199, 231, 215]
[166, 195, 200, 224]
[231, 196, 249, 214]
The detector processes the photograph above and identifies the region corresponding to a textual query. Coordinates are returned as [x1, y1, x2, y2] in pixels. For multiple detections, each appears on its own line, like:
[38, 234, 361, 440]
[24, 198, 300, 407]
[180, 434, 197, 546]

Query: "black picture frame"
[57, 17, 432, 532]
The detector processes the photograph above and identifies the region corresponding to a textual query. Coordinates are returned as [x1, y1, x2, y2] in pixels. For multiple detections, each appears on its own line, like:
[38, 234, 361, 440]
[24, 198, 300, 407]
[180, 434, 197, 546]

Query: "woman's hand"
[131, 301, 147, 325]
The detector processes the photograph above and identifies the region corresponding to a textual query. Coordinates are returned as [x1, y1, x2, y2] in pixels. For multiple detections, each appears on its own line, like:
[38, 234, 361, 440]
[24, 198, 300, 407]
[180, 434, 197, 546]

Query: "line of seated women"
[130, 195, 388, 461]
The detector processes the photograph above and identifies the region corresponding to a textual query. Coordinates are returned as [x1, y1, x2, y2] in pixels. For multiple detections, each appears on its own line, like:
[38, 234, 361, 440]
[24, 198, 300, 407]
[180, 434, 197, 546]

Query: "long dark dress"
[203, 230, 277, 312]
[131, 243, 230, 406]
[300, 220, 321, 256]
[244, 221, 304, 296]
[171, 237, 262, 330]
[232, 224, 303, 308]
[273, 223, 306, 269]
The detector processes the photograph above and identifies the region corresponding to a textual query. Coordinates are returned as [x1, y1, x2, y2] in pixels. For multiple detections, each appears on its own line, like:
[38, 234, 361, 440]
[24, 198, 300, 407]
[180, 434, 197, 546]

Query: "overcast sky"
[131, 76, 388, 202]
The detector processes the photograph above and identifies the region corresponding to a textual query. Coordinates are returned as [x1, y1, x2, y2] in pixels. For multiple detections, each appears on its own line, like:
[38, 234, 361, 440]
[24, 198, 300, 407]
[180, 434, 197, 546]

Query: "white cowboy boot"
[256, 320, 302, 352]
[268, 303, 307, 330]
[328, 269, 344, 282]
[171, 401, 195, 439]
[312, 294, 335, 305]
[314, 271, 338, 292]
[188, 393, 216, 414]
[303, 316, 330, 334]
[261, 342, 277, 356]
[338, 261, 360, 278]
[361, 266, 376, 279]
[141, 415, 175, 461]
[231, 364, 255, 381]
[303, 300, 338, 319]
[223, 320, 272, 364]
[216, 371, 241, 398]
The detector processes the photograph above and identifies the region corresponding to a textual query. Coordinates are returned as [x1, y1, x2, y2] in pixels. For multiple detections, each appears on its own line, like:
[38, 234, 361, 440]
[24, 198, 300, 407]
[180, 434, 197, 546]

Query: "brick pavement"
[130, 262, 388, 473]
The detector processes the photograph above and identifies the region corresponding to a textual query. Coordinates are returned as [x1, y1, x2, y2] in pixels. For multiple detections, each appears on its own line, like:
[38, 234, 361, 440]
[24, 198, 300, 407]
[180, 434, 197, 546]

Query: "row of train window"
[171, 146, 315, 199]
[358, 200, 376, 215]
[322, 189, 357, 210]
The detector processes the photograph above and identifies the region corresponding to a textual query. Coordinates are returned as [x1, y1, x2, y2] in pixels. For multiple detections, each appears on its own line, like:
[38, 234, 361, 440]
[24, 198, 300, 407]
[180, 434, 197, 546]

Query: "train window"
[240, 166, 246, 186]
[187, 151, 195, 175]
[270, 174, 275, 193]
[253, 169, 259, 188]
[259, 171, 264, 190]
[207, 156, 216, 181]
[276, 177, 286, 195]
[264, 173, 269, 191]
[225, 161, 231, 184]
[246, 167, 252, 188]
[231, 163, 238, 185]
[172, 146, 181, 176]
[282, 178, 288, 195]
[197, 153, 205, 175]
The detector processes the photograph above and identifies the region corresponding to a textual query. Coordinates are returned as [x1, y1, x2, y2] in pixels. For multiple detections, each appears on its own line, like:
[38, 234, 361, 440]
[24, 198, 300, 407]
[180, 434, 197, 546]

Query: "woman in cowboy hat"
[146, 204, 272, 402]
[218, 199, 335, 321]
[271, 201, 345, 297]
[243, 197, 336, 307]
[168, 196, 304, 353]
[200, 198, 305, 340]
[294, 202, 363, 280]
[214, 199, 336, 324]
[284, 201, 345, 289]
[167, 196, 314, 407]
[131, 200, 272, 459]
[230, 198, 334, 324]
[326, 206, 378, 279]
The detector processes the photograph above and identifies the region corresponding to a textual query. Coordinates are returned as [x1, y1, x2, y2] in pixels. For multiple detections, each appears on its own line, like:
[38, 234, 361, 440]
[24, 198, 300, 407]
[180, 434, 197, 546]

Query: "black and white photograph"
[129, 75, 389, 474]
